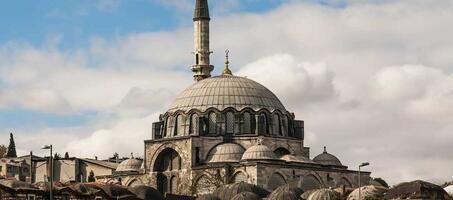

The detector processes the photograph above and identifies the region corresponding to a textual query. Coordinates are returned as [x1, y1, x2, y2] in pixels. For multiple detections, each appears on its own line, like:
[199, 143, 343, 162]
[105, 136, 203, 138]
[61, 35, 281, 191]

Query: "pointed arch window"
[208, 112, 217, 134]
[176, 115, 185, 136]
[282, 115, 288, 137]
[226, 112, 234, 134]
[190, 114, 199, 135]
[166, 116, 175, 137]
[273, 113, 281, 136]
[240, 112, 255, 134]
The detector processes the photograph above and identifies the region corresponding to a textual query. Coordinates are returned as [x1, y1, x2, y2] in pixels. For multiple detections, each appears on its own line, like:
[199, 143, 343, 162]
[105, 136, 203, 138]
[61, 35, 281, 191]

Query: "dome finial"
[131, 152, 134, 158]
[323, 146, 327, 153]
[223, 49, 233, 75]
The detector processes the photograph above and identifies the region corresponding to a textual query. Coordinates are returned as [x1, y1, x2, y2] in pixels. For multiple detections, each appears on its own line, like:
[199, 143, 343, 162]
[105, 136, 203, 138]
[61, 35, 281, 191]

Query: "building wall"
[82, 162, 115, 182]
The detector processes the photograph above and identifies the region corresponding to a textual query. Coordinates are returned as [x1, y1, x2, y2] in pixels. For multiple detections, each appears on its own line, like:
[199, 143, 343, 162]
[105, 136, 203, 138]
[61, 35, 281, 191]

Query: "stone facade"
[112, 0, 372, 196]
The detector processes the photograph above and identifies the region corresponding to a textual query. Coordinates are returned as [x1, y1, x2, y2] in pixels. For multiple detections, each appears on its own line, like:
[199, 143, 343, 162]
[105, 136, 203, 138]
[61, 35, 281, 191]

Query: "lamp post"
[42, 145, 53, 200]
[358, 162, 370, 200]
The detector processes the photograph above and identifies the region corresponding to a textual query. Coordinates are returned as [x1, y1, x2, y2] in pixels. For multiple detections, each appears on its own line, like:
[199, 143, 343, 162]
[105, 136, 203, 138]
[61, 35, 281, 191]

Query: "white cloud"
[1, 0, 453, 185]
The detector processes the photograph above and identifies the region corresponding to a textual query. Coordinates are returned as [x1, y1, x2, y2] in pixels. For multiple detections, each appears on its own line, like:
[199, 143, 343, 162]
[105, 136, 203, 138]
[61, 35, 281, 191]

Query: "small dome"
[347, 185, 388, 200]
[206, 143, 245, 163]
[384, 180, 450, 200]
[231, 192, 261, 200]
[116, 157, 143, 172]
[444, 185, 453, 196]
[241, 144, 278, 161]
[313, 147, 343, 166]
[197, 194, 220, 200]
[268, 184, 304, 200]
[307, 188, 341, 200]
[168, 75, 286, 113]
[214, 182, 270, 200]
[280, 154, 314, 163]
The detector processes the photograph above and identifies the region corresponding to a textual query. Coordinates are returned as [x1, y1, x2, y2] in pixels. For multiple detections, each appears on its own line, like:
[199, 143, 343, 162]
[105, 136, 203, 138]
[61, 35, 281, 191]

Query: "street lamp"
[358, 162, 370, 200]
[42, 145, 53, 200]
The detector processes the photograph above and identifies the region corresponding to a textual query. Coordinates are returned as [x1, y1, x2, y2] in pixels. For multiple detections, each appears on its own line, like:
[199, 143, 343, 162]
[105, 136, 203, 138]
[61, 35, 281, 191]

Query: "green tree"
[0, 144, 7, 158]
[6, 133, 17, 158]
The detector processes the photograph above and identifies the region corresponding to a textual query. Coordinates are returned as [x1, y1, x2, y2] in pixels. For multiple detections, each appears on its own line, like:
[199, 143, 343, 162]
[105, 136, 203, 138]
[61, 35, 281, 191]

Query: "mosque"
[99, 0, 371, 196]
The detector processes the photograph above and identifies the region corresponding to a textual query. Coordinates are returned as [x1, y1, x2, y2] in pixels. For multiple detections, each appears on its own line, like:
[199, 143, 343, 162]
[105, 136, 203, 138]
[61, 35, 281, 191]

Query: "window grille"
[226, 112, 234, 134]
[209, 112, 217, 134]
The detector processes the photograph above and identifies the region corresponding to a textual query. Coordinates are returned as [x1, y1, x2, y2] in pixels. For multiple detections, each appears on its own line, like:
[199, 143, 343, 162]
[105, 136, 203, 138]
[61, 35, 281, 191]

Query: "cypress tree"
[6, 133, 17, 158]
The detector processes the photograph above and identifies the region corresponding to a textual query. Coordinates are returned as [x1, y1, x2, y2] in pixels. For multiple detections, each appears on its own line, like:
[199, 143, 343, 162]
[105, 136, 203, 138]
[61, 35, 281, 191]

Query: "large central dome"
[168, 75, 286, 113]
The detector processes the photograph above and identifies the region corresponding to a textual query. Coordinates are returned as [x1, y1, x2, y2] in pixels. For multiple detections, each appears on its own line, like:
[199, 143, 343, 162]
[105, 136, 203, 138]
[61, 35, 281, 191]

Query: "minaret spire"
[191, 0, 214, 81]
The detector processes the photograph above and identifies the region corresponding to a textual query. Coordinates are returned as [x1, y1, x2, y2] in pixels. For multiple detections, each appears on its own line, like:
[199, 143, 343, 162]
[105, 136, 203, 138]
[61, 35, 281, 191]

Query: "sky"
[1, 0, 453, 185]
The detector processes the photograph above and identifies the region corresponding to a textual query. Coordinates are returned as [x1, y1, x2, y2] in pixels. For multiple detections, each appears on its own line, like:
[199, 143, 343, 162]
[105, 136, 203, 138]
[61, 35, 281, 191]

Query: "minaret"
[192, 0, 214, 81]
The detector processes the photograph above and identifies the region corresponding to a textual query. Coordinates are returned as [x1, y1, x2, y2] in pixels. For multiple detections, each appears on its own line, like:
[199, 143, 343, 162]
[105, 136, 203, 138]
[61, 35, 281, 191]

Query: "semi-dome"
[241, 143, 278, 161]
[307, 188, 341, 200]
[116, 157, 143, 172]
[206, 143, 245, 163]
[168, 75, 286, 113]
[347, 185, 388, 200]
[267, 184, 304, 200]
[313, 147, 343, 166]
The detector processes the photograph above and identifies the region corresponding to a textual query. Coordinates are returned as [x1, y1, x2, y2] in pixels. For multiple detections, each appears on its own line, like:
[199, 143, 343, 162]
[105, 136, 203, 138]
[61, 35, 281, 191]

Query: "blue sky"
[0, 0, 294, 49]
[0, 0, 292, 130]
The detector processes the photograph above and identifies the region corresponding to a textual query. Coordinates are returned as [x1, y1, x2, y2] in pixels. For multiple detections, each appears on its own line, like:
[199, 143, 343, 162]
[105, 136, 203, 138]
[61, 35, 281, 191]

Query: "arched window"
[232, 172, 247, 183]
[170, 176, 178, 194]
[282, 115, 288, 136]
[257, 113, 268, 135]
[190, 114, 199, 135]
[240, 112, 255, 134]
[267, 173, 286, 191]
[176, 115, 185, 136]
[196, 54, 199, 64]
[226, 112, 234, 134]
[273, 113, 281, 136]
[166, 116, 175, 137]
[154, 148, 182, 172]
[208, 112, 217, 134]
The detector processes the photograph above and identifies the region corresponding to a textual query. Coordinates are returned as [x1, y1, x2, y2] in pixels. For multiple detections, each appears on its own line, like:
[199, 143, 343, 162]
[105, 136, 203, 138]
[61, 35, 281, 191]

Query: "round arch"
[300, 172, 323, 191]
[230, 171, 248, 183]
[193, 173, 217, 195]
[267, 172, 287, 191]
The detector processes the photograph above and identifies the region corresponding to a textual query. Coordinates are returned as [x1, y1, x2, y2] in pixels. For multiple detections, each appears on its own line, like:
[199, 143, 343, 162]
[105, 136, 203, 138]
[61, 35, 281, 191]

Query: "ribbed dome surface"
[347, 185, 388, 200]
[214, 182, 270, 200]
[307, 189, 341, 200]
[206, 143, 245, 163]
[268, 184, 304, 200]
[241, 144, 278, 161]
[444, 185, 453, 196]
[168, 75, 286, 113]
[313, 148, 343, 166]
[116, 158, 142, 172]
